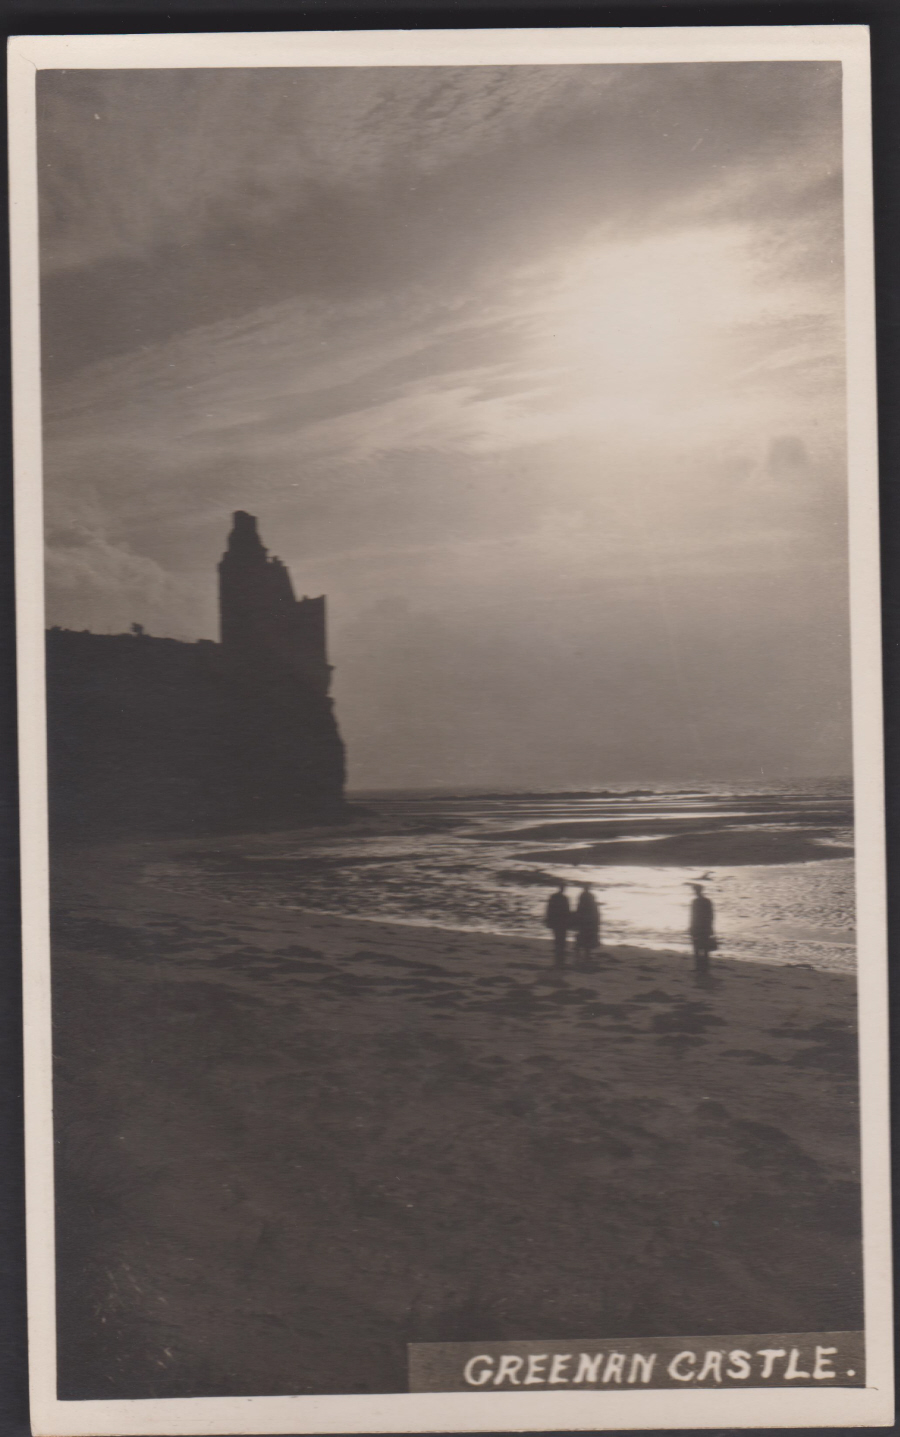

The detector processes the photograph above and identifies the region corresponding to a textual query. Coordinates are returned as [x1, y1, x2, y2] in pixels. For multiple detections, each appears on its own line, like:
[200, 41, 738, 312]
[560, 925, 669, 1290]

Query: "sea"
[155, 778, 856, 974]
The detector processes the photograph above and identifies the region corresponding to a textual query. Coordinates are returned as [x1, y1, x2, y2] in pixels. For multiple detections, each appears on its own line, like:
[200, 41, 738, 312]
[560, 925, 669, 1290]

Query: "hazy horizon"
[39, 62, 850, 789]
[344, 775, 853, 793]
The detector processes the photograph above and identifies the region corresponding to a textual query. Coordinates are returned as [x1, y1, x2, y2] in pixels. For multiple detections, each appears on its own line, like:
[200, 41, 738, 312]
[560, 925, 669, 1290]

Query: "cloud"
[766, 434, 810, 478]
[42, 209, 844, 581]
[39, 66, 611, 272]
[38, 62, 842, 375]
[46, 531, 201, 638]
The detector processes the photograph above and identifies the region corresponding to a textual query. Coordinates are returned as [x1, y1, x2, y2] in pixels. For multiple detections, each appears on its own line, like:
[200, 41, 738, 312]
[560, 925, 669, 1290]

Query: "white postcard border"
[10, 23, 892, 1435]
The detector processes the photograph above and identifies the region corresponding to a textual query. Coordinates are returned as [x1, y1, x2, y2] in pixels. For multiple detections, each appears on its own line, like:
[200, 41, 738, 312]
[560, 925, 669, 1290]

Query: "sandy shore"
[50, 840, 861, 1400]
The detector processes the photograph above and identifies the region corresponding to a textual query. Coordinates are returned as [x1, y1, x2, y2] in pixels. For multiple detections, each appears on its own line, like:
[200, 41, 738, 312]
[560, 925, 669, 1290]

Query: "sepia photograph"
[10, 25, 891, 1435]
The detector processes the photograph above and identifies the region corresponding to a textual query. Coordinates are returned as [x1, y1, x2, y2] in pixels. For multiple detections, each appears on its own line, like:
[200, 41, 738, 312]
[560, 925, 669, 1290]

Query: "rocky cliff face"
[46, 516, 347, 838]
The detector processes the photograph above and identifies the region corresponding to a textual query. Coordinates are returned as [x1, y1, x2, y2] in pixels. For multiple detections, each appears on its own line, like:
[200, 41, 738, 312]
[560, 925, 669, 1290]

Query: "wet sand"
[50, 840, 861, 1400]
[520, 830, 853, 868]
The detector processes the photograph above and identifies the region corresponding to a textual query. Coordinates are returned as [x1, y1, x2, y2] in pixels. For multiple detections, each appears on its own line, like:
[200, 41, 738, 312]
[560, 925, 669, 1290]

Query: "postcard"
[9, 23, 892, 1434]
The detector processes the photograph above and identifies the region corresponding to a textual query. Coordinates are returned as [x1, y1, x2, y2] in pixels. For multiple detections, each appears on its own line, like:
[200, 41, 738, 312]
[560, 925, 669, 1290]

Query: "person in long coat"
[544, 883, 571, 970]
[689, 883, 716, 976]
[574, 884, 601, 963]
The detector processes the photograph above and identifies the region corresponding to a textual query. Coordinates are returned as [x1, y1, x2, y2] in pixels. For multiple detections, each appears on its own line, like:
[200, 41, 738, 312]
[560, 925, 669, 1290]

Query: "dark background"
[1, 1, 898, 1434]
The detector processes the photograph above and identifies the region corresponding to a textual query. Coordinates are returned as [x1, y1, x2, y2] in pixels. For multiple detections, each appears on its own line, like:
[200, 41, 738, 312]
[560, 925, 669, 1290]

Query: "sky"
[38, 62, 850, 789]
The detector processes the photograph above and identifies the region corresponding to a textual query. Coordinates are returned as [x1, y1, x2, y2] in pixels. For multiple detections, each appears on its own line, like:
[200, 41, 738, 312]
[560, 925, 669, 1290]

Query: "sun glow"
[523, 226, 775, 391]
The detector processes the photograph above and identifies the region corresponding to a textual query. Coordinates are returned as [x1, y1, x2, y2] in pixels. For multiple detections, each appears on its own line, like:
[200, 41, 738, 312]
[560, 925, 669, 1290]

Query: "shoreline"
[50, 841, 862, 1399]
[141, 885, 857, 974]
[54, 822, 857, 977]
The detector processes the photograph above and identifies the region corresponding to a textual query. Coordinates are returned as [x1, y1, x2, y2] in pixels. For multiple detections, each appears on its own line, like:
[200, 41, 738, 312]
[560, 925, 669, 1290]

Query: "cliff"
[46, 515, 347, 838]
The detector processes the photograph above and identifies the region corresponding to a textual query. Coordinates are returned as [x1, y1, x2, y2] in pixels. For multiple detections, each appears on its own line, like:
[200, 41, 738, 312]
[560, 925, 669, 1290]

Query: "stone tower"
[218, 511, 331, 695]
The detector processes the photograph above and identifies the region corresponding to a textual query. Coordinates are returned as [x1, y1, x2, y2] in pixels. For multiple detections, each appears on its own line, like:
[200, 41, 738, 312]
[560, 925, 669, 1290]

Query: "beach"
[49, 834, 862, 1400]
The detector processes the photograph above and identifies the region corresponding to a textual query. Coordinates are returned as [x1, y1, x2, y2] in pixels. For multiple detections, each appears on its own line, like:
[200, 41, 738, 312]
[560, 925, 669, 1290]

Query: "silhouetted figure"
[545, 883, 571, 971]
[689, 883, 716, 978]
[574, 884, 601, 964]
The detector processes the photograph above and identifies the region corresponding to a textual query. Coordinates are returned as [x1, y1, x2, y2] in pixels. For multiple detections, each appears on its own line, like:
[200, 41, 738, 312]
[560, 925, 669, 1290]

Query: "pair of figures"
[544, 882, 601, 970]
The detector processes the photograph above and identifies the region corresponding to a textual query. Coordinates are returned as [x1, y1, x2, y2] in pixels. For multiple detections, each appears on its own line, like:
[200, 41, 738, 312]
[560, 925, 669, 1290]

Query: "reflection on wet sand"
[142, 780, 855, 972]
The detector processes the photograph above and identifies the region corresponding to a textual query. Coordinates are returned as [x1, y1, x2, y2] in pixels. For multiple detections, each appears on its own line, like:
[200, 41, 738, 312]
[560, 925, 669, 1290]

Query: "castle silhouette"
[47, 513, 346, 836]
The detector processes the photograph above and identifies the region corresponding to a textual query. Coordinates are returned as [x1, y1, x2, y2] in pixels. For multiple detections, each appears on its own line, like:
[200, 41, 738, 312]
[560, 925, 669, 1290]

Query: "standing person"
[545, 882, 571, 973]
[688, 883, 716, 977]
[574, 883, 600, 965]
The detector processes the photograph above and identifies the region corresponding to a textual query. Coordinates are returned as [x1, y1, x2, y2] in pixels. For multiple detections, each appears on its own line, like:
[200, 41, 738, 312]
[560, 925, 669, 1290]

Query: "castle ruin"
[46, 513, 347, 837]
[219, 511, 332, 695]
